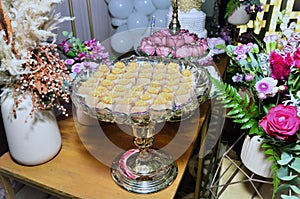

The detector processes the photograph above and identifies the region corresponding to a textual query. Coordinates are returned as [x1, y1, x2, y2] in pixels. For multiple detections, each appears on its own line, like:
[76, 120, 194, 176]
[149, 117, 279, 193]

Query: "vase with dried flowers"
[0, 0, 72, 165]
[212, 12, 300, 198]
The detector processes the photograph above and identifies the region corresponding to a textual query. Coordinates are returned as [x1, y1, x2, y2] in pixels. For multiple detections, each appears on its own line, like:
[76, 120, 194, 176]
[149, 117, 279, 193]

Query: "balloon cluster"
[106, 0, 171, 53]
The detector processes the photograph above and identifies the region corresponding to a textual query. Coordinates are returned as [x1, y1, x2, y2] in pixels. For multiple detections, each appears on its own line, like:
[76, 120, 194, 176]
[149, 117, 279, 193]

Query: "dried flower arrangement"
[0, 0, 72, 117]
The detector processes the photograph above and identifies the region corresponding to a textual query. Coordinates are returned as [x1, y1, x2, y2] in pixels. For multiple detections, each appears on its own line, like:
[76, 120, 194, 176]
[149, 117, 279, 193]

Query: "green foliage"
[210, 76, 263, 136]
[224, 0, 241, 18]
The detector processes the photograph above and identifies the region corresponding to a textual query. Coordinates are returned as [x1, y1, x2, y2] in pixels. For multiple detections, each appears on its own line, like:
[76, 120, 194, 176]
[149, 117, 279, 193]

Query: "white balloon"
[133, 0, 156, 15]
[111, 18, 127, 26]
[127, 12, 149, 30]
[151, 9, 168, 28]
[151, 0, 171, 9]
[108, 0, 134, 19]
[110, 31, 133, 53]
[116, 24, 128, 33]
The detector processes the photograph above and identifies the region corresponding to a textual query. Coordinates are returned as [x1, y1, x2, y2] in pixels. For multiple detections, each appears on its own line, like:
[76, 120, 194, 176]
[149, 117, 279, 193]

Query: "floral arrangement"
[224, 0, 263, 18]
[212, 12, 300, 198]
[0, 0, 72, 117]
[139, 29, 209, 59]
[59, 31, 110, 79]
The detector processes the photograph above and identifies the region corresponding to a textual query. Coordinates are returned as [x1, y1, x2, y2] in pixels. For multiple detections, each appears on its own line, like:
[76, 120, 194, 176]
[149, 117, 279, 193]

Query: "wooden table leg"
[0, 175, 16, 199]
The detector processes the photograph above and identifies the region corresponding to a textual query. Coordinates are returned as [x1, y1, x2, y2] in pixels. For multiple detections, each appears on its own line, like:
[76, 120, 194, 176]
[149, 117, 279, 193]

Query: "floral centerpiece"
[224, 0, 263, 18]
[212, 12, 300, 198]
[59, 31, 110, 79]
[139, 29, 209, 59]
[0, 0, 72, 117]
[139, 29, 225, 66]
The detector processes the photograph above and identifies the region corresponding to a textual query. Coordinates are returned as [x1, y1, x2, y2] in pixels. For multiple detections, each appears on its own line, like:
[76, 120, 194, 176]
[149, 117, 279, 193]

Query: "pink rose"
[151, 36, 163, 45]
[140, 40, 156, 55]
[191, 45, 203, 57]
[182, 33, 197, 44]
[175, 46, 192, 58]
[175, 36, 185, 47]
[293, 47, 300, 68]
[166, 37, 176, 47]
[259, 104, 300, 141]
[156, 46, 172, 57]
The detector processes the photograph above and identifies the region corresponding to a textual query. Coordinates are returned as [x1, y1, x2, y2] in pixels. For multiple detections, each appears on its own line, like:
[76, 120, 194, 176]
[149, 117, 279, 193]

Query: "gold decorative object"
[169, 0, 181, 35]
[237, 0, 300, 36]
[177, 0, 203, 12]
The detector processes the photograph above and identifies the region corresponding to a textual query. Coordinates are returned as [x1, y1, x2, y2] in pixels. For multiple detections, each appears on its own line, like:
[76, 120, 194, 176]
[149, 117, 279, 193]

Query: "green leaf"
[276, 184, 290, 193]
[278, 152, 294, 165]
[262, 142, 271, 149]
[290, 185, 300, 194]
[243, 92, 250, 108]
[280, 175, 298, 181]
[277, 166, 289, 178]
[249, 124, 259, 135]
[265, 149, 274, 155]
[227, 107, 242, 116]
[233, 115, 251, 123]
[241, 119, 256, 129]
[280, 195, 299, 199]
[232, 112, 246, 119]
[290, 157, 300, 173]
[62, 30, 69, 36]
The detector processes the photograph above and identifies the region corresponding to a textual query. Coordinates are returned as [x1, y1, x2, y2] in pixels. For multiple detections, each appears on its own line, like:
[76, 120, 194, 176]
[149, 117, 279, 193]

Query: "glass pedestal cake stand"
[71, 55, 211, 194]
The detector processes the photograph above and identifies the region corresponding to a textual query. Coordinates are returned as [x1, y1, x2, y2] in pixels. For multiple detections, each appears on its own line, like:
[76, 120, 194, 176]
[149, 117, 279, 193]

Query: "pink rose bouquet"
[212, 12, 300, 199]
[139, 29, 208, 59]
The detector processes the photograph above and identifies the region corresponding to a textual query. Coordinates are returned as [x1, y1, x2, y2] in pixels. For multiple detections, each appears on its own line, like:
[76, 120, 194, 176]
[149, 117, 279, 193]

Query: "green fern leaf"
[227, 107, 243, 116]
[241, 119, 256, 129]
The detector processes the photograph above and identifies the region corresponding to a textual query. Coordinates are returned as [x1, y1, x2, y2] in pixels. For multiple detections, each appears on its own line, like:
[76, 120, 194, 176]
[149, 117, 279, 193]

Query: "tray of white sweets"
[71, 55, 211, 123]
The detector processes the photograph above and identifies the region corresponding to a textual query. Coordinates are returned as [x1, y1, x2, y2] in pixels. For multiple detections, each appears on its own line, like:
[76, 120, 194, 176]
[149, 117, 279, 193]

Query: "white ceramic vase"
[227, 5, 250, 25]
[240, 135, 273, 178]
[1, 93, 62, 165]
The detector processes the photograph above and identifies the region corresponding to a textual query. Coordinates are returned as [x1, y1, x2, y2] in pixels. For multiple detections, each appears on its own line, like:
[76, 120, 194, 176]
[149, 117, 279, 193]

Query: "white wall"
[54, 0, 115, 43]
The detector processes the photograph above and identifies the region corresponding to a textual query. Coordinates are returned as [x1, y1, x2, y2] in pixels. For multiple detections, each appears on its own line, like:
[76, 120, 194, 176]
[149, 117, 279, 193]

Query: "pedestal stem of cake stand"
[111, 121, 178, 194]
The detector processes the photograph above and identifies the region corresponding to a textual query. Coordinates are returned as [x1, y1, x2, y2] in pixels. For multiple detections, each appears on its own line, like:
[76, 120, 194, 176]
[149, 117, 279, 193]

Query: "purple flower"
[255, 77, 278, 95]
[245, 74, 254, 81]
[59, 40, 71, 53]
[232, 73, 244, 82]
[233, 44, 253, 60]
[65, 59, 75, 65]
[207, 37, 226, 54]
[257, 92, 267, 100]
[83, 61, 99, 69]
[71, 63, 84, 74]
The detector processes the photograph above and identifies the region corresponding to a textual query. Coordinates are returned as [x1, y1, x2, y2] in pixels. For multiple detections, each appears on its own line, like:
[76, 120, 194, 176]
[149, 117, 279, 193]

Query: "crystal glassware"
[71, 55, 211, 194]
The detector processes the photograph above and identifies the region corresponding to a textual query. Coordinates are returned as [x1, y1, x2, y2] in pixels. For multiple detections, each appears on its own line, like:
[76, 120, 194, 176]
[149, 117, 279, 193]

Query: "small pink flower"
[293, 47, 300, 68]
[65, 59, 75, 65]
[83, 62, 99, 69]
[71, 63, 84, 74]
[245, 74, 254, 81]
[232, 73, 243, 82]
[255, 77, 278, 94]
[156, 46, 172, 57]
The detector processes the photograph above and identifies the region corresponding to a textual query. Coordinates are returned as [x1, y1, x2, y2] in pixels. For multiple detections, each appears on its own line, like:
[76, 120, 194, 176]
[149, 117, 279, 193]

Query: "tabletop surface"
[0, 55, 228, 199]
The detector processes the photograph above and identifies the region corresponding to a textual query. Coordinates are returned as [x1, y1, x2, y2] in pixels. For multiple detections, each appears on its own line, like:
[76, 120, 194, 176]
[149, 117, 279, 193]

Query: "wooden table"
[0, 55, 228, 199]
